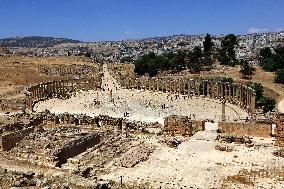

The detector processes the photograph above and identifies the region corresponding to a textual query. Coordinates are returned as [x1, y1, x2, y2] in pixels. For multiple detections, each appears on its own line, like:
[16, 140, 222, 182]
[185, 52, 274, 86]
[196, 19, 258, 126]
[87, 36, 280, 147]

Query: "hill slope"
[0, 36, 82, 48]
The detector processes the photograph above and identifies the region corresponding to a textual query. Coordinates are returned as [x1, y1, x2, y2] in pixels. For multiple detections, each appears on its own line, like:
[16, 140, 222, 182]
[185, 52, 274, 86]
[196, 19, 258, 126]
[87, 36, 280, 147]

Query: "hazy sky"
[0, 0, 283, 41]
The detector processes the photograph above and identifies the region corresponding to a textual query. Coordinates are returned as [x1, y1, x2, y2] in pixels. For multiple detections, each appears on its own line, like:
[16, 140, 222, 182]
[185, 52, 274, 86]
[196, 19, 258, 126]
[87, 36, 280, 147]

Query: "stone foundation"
[163, 115, 205, 136]
[274, 113, 284, 147]
[0, 126, 35, 151]
[218, 121, 273, 137]
[52, 133, 101, 166]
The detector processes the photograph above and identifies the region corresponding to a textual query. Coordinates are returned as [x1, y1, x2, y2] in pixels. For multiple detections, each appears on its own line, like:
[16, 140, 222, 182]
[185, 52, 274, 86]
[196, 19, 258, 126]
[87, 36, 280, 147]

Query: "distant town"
[1, 31, 284, 65]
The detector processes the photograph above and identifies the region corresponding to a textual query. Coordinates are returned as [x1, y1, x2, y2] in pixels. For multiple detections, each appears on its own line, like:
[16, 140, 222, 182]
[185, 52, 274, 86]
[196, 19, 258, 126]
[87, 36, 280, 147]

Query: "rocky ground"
[100, 130, 284, 189]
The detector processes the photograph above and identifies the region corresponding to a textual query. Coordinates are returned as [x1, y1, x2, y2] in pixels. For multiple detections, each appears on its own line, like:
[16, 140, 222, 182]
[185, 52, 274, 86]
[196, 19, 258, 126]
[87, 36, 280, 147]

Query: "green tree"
[247, 82, 276, 113]
[259, 47, 272, 61]
[239, 60, 255, 79]
[259, 47, 284, 72]
[193, 46, 203, 58]
[257, 96, 276, 113]
[218, 34, 238, 66]
[186, 47, 203, 73]
[203, 33, 214, 54]
[275, 69, 284, 84]
[247, 82, 263, 101]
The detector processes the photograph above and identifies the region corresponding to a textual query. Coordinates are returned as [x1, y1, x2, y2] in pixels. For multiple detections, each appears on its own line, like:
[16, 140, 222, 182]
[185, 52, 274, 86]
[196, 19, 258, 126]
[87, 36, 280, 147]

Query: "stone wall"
[192, 120, 206, 133]
[164, 115, 205, 136]
[0, 126, 35, 151]
[52, 133, 100, 166]
[0, 114, 44, 151]
[274, 113, 284, 147]
[218, 121, 273, 137]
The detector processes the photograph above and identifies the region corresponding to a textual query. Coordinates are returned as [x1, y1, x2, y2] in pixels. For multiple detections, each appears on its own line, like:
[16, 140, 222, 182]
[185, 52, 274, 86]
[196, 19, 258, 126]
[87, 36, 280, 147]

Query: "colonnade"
[25, 78, 101, 111]
[120, 77, 256, 114]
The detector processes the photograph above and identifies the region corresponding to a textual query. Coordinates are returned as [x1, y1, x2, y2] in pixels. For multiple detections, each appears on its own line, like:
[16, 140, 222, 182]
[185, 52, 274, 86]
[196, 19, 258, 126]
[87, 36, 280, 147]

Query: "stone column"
[216, 82, 220, 99]
[174, 80, 177, 94]
[251, 92, 256, 114]
[220, 83, 224, 99]
[188, 81, 191, 95]
[156, 80, 159, 91]
[224, 84, 228, 100]
[240, 85, 244, 108]
[221, 99, 226, 121]
[202, 82, 205, 96]
[228, 84, 231, 102]
[232, 84, 235, 102]
[207, 81, 210, 97]
[243, 86, 247, 109]
[197, 82, 200, 96]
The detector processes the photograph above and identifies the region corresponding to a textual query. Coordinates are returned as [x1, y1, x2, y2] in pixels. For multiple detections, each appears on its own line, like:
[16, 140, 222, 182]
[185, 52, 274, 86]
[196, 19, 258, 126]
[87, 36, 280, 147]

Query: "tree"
[259, 47, 272, 61]
[203, 34, 214, 54]
[218, 34, 238, 66]
[257, 96, 276, 113]
[239, 60, 255, 79]
[247, 82, 276, 113]
[259, 47, 284, 72]
[186, 47, 203, 73]
[193, 46, 203, 58]
[275, 69, 284, 84]
[247, 82, 263, 101]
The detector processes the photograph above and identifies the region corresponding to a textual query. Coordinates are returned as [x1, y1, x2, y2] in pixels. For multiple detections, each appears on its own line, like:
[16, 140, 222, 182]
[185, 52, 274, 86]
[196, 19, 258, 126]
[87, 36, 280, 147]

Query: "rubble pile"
[116, 143, 156, 168]
[63, 136, 137, 176]
[39, 64, 99, 79]
[215, 144, 234, 152]
[7, 127, 96, 167]
[216, 134, 252, 144]
[273, 148, 284, 158]
[158, 136, 183, 147]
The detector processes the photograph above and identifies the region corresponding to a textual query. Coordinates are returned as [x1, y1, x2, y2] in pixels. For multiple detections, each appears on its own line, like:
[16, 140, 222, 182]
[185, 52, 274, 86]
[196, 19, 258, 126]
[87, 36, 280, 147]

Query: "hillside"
[0, 36, 82, 48]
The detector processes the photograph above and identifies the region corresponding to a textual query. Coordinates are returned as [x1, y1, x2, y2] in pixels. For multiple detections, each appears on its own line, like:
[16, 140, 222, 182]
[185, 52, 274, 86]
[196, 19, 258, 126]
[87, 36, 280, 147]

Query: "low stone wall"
[52, 133, 100, 166]
[218, 121, 273, 137]
[0, 126, 35, 151]
[163, 115, 205, 136]
[0, 114, 44, 151]
[274, 113, 284, 147]
[192, 120, 206, 133]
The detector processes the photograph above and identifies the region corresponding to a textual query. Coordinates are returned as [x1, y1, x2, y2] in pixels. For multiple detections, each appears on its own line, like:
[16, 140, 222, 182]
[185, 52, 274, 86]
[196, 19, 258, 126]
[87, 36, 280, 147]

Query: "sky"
[0, 0, 283, 41]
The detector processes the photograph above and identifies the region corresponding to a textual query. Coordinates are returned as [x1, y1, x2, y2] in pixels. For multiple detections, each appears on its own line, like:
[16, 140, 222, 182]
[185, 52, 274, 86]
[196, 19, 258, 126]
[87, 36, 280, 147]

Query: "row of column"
[121, 78, 256, 114]
[25, 79, 101, 110]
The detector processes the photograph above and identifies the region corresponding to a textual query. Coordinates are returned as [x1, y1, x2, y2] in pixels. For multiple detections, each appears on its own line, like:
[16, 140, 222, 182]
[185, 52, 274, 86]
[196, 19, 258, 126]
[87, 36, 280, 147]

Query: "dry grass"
[0, 56, 99, 97]
[220, 167, 284, 188]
